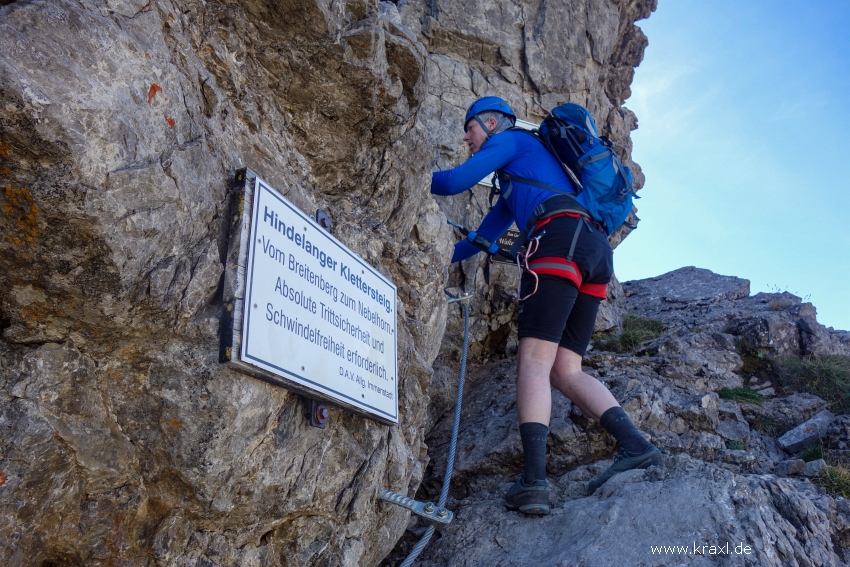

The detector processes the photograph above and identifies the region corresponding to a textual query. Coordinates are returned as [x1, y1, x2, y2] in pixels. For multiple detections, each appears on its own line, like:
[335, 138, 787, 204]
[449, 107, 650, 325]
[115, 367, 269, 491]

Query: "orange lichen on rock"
[0, 141, 10, 157]
[2, 185, 40, 245]
[165, 116, 176, 127]
[18, 302, 55, 332]
[0, 472, 5, 487]
[6, 293, 90, 343]
[169, 418, 181, 429]
[147, 83, 163, 105]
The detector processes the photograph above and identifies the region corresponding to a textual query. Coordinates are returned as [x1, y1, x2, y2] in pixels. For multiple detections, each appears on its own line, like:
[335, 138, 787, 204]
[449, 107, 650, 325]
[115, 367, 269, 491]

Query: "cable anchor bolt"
[378, 488, 454, 528]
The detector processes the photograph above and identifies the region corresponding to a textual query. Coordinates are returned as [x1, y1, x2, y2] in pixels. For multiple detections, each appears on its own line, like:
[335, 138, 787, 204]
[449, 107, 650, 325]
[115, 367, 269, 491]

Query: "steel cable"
[398, 301, 469, 567]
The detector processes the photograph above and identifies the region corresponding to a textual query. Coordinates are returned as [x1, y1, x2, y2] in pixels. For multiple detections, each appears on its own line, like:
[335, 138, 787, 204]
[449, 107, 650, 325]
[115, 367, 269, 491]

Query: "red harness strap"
[528, 256, 609, 299]
[578, 282, 608, 299]
[528, 256, 582, 288]
[531, 211, 584, 235]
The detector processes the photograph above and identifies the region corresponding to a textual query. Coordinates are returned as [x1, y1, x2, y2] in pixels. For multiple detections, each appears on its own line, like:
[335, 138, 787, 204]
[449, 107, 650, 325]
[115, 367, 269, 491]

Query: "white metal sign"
[241, 178, 398, 422]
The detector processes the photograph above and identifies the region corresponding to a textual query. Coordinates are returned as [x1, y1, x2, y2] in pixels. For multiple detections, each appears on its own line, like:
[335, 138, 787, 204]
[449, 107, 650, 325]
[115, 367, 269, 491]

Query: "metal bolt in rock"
[307, 399, 329, 429]
[315, 404, 329, 425]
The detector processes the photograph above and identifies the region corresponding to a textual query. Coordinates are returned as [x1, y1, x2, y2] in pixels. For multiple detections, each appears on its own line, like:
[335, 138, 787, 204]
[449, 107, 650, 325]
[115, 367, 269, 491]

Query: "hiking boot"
[587, 445, 663, 494]
[505, 475, 550, 515]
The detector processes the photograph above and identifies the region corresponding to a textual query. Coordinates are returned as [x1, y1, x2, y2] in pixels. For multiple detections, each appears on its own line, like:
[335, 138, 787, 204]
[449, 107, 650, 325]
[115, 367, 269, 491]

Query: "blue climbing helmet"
[464, 96, 517, 137]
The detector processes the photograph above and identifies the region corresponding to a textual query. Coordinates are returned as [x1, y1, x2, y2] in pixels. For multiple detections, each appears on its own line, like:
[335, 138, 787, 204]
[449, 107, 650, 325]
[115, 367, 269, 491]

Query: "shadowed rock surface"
[1, 0, 654, 565]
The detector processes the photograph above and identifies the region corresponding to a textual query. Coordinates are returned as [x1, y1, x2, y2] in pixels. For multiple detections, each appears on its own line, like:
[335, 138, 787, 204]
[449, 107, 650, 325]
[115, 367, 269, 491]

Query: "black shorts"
[517, 215, 613, 356]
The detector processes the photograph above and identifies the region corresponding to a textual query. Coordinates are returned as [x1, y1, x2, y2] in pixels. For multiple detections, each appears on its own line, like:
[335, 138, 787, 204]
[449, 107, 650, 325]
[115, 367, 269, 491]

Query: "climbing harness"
[379, 290, 472, 567]
[514, 211, 594, 302]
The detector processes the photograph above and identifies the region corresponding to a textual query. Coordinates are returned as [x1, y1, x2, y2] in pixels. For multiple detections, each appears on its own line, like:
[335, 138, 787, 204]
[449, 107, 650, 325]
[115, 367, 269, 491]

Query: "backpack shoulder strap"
[495, 170, 562, 199]
[507, 127, 583, 189]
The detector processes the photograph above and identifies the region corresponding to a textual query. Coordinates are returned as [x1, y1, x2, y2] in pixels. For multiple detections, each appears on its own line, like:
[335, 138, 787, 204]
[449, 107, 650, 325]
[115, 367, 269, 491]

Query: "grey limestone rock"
[775, 458, 806, 476]
[394, 455, 841, 567]
[717, 418, 751, 443]
[802, 459, 828, 478]
[779, 409, 836, 453]
[625, 268, 850, 357]
[5, 0, 849, 564]
[623, 266, 751, 326]
[745, 392, 830, 433]
[827, 414, 850, 457]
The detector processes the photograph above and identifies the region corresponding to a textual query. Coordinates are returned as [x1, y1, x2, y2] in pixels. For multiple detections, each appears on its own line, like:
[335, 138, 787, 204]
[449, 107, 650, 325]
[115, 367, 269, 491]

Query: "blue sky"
[615, 0, 850, 330]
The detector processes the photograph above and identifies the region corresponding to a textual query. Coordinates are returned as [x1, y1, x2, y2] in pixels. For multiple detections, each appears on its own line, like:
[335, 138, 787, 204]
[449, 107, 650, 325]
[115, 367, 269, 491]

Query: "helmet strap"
[473, 114, 514, 140]
[473, 114, 494, 139]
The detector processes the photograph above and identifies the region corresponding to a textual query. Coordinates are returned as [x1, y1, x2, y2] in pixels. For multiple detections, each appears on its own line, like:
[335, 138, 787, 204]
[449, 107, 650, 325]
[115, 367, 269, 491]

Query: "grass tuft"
[719, 386, 764, 405]
[594, 315, 665, 354]
[748, 415, 781, 436]
[800, 441, 826, 463]
[815, 465, 850, 498]
[775, 355, 850, 414]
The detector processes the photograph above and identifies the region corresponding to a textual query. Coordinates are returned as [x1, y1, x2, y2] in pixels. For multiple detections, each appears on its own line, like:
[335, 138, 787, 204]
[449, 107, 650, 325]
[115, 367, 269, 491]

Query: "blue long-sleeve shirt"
[431, 130, 579, 262]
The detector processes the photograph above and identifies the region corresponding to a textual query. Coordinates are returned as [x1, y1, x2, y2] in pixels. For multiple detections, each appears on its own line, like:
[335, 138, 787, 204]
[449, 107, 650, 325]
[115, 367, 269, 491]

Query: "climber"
[430, 96, 662, 514]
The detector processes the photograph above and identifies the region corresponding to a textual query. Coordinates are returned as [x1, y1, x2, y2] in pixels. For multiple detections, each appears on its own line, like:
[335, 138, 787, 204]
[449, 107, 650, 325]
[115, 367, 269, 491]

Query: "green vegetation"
[594, 315, 665, 354]
[800, 441, 826, 463]
[736, 340, 775, 379]
[733, 342, 850, 414]
[815, 466, 850, 499]
[775, 354, 850, 414]
[726, 439, 749, 451]
[719, 386, 764, 405]
[748, 415, 781, 437]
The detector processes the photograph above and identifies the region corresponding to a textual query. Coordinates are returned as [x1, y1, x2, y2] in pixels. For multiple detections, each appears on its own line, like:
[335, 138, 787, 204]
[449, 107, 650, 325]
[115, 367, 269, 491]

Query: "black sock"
[519, 422, 548, 483]
[599, 406, 650, 456]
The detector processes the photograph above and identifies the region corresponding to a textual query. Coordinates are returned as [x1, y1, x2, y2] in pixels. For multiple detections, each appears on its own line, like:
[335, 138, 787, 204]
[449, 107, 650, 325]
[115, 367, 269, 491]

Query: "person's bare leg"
[548, 347, 618, 421]
[516, 337, 560, 425]
[548, 344, 659, 493]
[508, 336, 559, 512]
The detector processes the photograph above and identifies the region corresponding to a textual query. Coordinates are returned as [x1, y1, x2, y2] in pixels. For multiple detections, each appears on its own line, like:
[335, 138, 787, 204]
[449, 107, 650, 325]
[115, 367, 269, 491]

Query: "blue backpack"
[537, 103, 637, 235]
[496, 103, 637, 236]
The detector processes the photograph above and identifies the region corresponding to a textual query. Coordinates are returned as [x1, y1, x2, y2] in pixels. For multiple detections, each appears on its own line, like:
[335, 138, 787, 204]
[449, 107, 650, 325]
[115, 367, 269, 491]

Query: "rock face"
[0, 0, 654, 566]
[408, 457, 838, 567]
[385, 268, 850, 567]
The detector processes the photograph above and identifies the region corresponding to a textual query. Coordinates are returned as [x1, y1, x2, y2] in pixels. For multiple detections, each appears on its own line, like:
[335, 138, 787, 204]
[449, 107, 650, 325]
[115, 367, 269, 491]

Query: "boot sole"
[505, 489, 550, 515]
[518, 503, 550, 515]
[588, 449, 664, 493]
